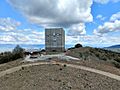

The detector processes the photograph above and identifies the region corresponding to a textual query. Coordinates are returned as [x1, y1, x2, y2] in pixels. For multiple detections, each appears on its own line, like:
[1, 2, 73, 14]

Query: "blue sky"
[0, 0, 120, 47]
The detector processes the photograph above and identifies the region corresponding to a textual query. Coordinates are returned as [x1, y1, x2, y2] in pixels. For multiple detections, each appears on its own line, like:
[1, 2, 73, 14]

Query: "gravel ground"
[58, 60, 120, 76]
[0, 59, 25, 72]
[0, 59, 49, 72]
[0, 64, 120, 90]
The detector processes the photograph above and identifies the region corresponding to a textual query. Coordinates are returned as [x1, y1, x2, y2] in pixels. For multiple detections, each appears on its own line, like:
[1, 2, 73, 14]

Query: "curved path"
[0, 61, 120, 81]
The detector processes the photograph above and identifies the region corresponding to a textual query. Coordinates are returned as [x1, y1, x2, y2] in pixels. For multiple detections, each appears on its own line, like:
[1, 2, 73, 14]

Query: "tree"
[75, 44, 82, 48]
[12, 45, 24, 58]
[13, 45, 23, 53]
[0, 45, 25, 64]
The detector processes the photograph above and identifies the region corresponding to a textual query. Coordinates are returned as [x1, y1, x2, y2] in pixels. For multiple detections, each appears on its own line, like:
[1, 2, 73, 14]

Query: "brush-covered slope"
[67, 47, 120, 68]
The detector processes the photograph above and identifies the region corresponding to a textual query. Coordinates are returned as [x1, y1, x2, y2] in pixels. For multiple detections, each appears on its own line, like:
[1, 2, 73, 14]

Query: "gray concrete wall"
[45, 28, 65, 52]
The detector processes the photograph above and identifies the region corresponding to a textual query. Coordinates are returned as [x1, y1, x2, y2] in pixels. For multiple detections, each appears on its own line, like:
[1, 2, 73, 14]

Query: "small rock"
[59, 68, 63, 71]
[58, 79, 62, 82]
[67, 82, 72, 89]
[63, 82, 66, 85]
[49, 77, 55, 81]
[56, 64, 60, 66]
[27, 70, 30, 73]
[21, 67, 25, 70]
[64, 64, 67, 67]
[19, 74, 22, 76]
[68, 86, 72, 89]
[77, 74, 81, 78]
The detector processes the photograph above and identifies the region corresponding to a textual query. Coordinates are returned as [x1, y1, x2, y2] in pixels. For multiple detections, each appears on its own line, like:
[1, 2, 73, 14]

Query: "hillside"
[67, 47, 120, 68]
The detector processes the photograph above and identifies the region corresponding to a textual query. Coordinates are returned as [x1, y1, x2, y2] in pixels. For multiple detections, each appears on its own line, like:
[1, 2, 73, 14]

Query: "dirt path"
[0, 61, 120, 81]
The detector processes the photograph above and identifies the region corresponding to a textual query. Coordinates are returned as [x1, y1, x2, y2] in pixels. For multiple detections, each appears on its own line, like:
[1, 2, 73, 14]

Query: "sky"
[0, 0, 120, 47]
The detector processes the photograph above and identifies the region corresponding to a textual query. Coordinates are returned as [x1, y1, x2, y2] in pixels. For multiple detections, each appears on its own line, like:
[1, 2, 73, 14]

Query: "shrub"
[0, 52, 12, 64]
[12, 45, 24, 59]
[67, 47, 75, 50]
[102, 57, 107, 61]
[75, 44, 82, 48]
[41, 49, 46, 52]
[59, 68, 63, 70]
[113, 62, 120, 68]
[64, 64, 67, 67]
[13, 45, 24, 53]
[114, 57, 120, 63]
[79, 53, 83, 57]
[0, 45, 24, 64]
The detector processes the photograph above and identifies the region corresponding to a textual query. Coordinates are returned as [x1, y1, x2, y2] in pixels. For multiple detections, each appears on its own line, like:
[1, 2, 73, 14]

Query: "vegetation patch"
[67, 44, 120, 68]
[0, 45, 24, 64]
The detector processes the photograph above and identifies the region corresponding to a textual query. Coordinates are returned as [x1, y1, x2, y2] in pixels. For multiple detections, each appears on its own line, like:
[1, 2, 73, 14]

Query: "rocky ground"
[58, 59, 120, 76]
[0, 64, 120, 90]
[0, 59, 25, 71]
[0, 59, 49, 72]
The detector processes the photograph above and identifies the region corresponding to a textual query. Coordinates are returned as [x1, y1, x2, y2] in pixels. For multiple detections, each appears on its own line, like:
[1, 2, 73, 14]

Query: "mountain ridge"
[105, 45, 120, 48]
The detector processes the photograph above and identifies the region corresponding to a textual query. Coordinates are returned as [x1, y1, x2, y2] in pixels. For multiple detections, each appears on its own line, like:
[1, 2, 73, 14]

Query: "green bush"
[114, 58, 120, 63]
[12, 45, 24, 58]
[74, 44, 82, 48]
[102, 57, 107, 61]
[68, 47, 75, 50]
[0, 45, 24, 64]
[79, 53, 83, 57]
[113, 62, 120, 68]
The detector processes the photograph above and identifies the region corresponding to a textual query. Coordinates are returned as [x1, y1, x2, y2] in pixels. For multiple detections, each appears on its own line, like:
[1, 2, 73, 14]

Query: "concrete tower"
[45, 28, 65, 52]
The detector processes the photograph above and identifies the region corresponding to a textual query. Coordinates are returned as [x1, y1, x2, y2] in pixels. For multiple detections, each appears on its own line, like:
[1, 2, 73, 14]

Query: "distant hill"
[104, 45, 120, 53]
[105, 45, 120, 48]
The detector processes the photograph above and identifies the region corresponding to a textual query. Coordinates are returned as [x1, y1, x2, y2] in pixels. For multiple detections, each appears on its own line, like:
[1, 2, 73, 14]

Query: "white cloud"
[65, 36, 80, 44]
[67, 23, 86, 36]
[7, 0, 93, 36]
[0, 17, 45, 44]
[96, 14, 106, 21]
[94, 0, 120, 4]
[0, 35, 16, 42]
[66, 35, 120, 47]
[92, 12, 120, 46]
[94, 0, 109, 4]
[94, 12, 120, 35]
[0, 17, 21, 32]
[110, 12, 120, 21]
[94, 20, 120, 35]
[0, 30, 45, 44]
[8, 0, 93, 25]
